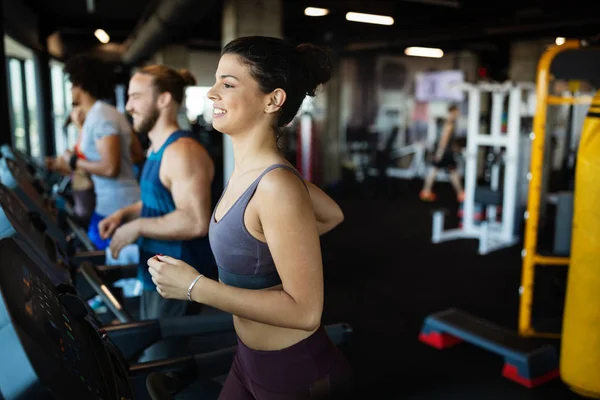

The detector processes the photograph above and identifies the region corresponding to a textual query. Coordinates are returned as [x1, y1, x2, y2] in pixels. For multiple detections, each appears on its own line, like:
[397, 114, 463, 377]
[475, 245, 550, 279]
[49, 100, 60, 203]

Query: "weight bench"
[419, 308, 559, 388]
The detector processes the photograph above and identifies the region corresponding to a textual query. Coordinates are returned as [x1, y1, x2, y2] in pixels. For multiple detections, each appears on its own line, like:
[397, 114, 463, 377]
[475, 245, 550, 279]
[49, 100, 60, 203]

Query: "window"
[50, 60, 76, 155]
[7, 58, 27, 153]
[24, 60, 40, 158]
[4, 35, 42, 159]
[185, 86, 213, 124]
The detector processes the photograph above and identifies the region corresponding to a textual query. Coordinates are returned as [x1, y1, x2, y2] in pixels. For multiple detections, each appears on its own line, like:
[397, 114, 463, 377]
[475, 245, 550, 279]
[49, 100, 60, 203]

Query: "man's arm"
[75, 134, 121, 177]
[120, 201, 143, 222]
[99, 201, 142, 240]
[138, 138, 214, 240]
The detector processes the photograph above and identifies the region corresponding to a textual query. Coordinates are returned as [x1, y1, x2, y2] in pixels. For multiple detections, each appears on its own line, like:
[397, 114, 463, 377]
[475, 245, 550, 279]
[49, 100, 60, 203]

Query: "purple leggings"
[218, 325, 352, 399]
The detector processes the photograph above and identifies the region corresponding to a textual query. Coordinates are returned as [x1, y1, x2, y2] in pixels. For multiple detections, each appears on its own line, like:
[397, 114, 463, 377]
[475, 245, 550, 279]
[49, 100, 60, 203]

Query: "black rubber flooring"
[317, 177, 585, 399]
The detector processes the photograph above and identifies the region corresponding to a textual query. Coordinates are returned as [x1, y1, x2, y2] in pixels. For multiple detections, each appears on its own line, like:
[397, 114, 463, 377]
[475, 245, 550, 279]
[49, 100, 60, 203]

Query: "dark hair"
[448, 104, 459, 112]
[64, 53, 116, 100]
[222, 36, 333, 127]
[138, 65, 196, 104]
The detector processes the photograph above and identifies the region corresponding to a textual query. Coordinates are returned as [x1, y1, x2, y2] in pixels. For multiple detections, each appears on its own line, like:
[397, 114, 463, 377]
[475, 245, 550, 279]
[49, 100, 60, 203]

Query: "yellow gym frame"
[518, 39, 593, 338]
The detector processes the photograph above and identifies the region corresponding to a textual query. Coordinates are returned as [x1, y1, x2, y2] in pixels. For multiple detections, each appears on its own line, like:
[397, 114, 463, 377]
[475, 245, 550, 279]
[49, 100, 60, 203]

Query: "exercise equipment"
[0, 235, 229, 399]
[420, 40, 600, 392]
[419, 308, 559, 388]
[0, 151, 141, 322]
[518, 39, 599, 340]
[560, 88, 600, 399]
[359, 102, 463, 182]
[0, 180, 134, 323]
[431, 81, 534, 254]
[0, 159, 355, 396]
[0, 234, 354, 399]
[0, 146, 95, 253]
[0, 237, 136, 400]
[419, 41, 600, 390]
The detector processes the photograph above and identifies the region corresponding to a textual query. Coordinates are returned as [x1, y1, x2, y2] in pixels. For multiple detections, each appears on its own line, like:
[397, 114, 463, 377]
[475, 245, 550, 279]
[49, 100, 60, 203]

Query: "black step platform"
[419, 308, 559, 388]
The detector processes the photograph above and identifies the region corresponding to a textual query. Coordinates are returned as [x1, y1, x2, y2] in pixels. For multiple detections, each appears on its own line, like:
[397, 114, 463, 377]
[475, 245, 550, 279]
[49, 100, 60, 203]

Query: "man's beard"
[135, 106, 160, 136]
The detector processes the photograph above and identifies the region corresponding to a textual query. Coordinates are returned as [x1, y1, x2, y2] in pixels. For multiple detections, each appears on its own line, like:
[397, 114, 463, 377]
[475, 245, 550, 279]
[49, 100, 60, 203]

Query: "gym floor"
[319, 176, 584, 399]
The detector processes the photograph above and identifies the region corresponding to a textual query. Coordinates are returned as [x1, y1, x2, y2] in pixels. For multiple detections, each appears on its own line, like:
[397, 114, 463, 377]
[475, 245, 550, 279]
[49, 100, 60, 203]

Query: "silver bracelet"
[187, 274, 204, 302]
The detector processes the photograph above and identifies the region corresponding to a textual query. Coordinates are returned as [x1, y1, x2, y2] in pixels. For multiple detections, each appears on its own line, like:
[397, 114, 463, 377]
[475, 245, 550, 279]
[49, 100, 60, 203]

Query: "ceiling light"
[346, 12, 394, 26]
[305, 7, 329, 17]
[94, 29, 110, 44]
[404, 46, 444, 58]
[555, 37, 566, 46]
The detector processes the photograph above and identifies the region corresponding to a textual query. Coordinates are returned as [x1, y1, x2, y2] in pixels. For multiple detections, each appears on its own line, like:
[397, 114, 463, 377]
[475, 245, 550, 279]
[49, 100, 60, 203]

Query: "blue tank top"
[138, 130, 215, 290]
[208, 164, 307, 290]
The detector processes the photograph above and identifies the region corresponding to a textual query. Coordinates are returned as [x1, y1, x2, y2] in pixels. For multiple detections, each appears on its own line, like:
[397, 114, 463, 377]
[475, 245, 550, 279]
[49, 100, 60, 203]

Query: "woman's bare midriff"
[230, 284, 318, 351]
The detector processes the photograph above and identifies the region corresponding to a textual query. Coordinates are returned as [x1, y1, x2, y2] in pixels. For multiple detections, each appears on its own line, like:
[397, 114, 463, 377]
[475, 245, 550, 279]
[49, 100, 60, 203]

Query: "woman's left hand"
[147, 254, 202, 300]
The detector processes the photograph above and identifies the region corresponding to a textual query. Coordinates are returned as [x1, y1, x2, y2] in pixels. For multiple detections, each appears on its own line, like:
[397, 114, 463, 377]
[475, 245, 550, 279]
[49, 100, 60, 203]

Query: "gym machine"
[0, 146, 95, 253]
[430, 81, 535, 255]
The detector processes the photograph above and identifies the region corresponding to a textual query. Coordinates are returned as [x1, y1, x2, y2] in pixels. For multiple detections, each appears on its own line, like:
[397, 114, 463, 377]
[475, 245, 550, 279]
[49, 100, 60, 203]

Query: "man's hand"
[99, 211, 123, 240]
[109, 220, 140, 259]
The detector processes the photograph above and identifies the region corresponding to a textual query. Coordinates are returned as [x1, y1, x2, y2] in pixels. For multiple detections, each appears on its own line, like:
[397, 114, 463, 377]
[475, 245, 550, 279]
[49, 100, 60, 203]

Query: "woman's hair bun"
[296, 43, 333, 96]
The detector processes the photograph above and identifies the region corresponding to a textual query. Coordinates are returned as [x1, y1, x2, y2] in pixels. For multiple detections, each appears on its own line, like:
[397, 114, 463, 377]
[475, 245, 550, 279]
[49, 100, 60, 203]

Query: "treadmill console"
[0, 238, 133, 400]
[2, 158, 43, 209]
[1, 159, 69, 254]
[0, 184, 70, 285]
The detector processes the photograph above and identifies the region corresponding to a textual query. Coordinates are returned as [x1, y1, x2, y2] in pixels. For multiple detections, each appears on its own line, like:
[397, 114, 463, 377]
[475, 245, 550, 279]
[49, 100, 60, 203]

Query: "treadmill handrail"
[72, 250, 106, 265]
[139, 346, 238, 399]
[65, 215, 96, 251]
[79, 262, 133, 323]
[159, 308, 234, 338]
[146, 372, 176, 400]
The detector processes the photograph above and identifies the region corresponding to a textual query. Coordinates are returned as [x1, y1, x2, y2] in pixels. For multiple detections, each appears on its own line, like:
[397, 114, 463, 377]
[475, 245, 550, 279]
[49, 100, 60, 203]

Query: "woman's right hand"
[98, 211, 123, 240]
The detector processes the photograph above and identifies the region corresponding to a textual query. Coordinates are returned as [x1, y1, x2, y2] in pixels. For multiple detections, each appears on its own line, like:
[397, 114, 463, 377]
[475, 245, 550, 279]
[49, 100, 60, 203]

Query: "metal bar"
[432, 210, 444, 243]
[522, 330, 562, 339]
[79, 262, 133, 323]
[547, 95, 593, 105]
[473, 135, 508, 147]
[491, 91, 504, 139]
[501, 85, 521, 242]
[65, 216, 96, 251]
[518, 39, 580, 337]
[533, 255, 570, 266]
[463, 87, 480, 232]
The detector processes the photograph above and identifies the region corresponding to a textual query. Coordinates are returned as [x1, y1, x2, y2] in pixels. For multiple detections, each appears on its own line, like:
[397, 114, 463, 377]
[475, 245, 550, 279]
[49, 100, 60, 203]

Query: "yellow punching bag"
[561, 89, 600, 398]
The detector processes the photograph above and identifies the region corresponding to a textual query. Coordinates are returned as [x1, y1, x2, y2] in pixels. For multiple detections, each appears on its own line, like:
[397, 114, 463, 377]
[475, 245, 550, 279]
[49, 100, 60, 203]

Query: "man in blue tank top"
[98, 66, 215, 340]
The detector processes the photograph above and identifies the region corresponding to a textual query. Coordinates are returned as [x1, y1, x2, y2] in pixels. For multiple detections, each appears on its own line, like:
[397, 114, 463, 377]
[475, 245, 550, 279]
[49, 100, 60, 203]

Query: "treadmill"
[0, 237, 353, 399]
[0, 150, 95, 253]
[0, 181, 240, 357]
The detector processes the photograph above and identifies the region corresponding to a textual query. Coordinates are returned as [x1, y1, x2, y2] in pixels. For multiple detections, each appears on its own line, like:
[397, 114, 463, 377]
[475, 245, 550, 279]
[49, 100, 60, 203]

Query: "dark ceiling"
[18, 0, 600, 62]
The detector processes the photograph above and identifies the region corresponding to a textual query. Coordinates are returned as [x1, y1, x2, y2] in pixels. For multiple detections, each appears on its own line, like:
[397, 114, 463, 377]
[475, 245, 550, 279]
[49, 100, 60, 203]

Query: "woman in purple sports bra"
[147, 36, 352, 399]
